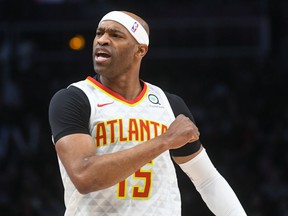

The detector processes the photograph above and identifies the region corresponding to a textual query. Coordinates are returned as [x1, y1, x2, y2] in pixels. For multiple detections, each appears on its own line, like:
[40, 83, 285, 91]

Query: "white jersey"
[58, 76, 182, 216]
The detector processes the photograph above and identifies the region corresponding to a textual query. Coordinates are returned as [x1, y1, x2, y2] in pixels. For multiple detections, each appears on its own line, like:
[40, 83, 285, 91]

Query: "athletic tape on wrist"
[99, 11, 149, 46]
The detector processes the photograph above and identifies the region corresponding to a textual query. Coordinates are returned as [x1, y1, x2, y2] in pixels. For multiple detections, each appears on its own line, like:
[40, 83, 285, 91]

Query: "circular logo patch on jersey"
[148, 94, 160, 105]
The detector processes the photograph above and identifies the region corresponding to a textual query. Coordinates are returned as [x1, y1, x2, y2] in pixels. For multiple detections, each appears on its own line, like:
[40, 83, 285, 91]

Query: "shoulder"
[51, 85, 88, 102]
[49, 86, 90, 116]
[144, 82, 189, 117]
[164, 91, 185, 106]
[164, 91, 192, 118]
[145, 82, 183, 104]
[144, 81, 184, 105]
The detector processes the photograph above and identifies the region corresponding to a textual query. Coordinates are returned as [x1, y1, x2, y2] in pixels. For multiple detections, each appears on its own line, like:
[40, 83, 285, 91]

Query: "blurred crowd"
[0, 0, 288, 215]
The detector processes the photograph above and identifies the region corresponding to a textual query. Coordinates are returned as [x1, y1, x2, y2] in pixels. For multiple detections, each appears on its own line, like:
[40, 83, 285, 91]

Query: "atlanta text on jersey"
[94, 118, 168, 147]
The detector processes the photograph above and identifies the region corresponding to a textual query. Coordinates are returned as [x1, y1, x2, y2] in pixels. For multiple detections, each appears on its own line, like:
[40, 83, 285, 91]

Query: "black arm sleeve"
[48, 86, 91, 143]
[165, 92, 201, 157]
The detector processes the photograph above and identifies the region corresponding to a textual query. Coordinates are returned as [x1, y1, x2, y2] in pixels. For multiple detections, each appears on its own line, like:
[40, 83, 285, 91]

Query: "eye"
[111, 33, 121, 38]
[96, 31, 103, 37]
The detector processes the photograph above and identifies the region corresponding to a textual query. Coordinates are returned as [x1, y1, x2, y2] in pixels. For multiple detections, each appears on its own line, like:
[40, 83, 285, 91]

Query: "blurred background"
[0, 0, 287, 215]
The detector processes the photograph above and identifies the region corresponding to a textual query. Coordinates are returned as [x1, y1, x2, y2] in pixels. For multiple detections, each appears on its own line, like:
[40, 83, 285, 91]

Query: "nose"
[96, 33, 109, 46]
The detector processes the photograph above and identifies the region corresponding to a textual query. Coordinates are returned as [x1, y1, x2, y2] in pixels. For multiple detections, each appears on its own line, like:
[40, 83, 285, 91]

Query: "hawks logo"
[131, 21, 139, 32]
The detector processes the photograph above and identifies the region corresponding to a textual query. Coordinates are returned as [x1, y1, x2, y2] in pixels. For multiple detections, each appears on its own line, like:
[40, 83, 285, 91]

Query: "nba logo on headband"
[131, 21, 139, 33]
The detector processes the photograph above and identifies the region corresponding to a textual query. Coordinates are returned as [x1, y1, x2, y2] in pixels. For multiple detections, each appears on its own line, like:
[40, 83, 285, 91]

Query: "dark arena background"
[0, 0, 287, 215]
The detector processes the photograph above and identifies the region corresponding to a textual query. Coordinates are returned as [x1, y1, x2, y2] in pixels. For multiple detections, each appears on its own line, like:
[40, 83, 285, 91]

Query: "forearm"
[178, 148, 247, 216]
[66, 134, 169, 194]
[57, 114, 199, 194]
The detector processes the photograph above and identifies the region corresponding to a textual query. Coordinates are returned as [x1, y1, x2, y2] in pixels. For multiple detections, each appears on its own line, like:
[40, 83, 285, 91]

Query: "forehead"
[97, 20, 129, 34]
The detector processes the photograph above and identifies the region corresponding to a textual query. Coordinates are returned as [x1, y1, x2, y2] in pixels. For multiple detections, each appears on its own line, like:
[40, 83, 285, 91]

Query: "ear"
[135, 44, 148, 58]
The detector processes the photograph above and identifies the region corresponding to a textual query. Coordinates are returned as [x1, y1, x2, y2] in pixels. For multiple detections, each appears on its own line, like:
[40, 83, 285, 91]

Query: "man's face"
[92, 20, 138, 78]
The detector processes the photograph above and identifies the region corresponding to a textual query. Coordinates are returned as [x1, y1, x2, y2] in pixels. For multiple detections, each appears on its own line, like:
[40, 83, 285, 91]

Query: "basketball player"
[48, 10, 247, 215]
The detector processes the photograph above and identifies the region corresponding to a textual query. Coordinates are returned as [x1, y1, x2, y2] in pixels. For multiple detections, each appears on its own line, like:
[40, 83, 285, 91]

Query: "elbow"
[75, 183, 92, 195]
[71, 173, 109, 194]
[72, 175, 93, 194]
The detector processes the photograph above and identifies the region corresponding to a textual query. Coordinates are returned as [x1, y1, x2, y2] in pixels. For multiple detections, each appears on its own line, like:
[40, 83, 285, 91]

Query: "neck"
[97, 74, 143, 100]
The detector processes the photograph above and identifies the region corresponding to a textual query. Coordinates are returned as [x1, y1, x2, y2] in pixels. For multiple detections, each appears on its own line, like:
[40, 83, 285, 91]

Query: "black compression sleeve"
[48, 86, 91, 143]
[165, 92, 201, 156]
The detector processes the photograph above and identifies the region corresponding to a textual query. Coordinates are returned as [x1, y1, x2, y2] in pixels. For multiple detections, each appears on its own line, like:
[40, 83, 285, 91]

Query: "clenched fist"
[162, 114, 200, 150]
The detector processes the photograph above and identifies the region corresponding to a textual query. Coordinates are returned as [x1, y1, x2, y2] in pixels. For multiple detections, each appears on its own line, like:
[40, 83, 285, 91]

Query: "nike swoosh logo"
[97, 101, 114, 107]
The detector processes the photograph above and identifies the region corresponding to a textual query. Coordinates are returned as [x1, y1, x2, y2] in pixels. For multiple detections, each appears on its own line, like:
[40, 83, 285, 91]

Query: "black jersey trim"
[165, 92, 201, 157]
[48, 86, 91, 144]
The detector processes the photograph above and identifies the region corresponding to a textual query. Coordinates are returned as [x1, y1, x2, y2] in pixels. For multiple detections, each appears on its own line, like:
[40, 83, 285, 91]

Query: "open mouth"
[95, 51, 111, 62]
[96, 52, 111, 58]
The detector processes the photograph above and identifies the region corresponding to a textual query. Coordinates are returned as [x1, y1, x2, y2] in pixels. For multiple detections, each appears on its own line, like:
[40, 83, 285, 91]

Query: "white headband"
[99, 11, 149, 46]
